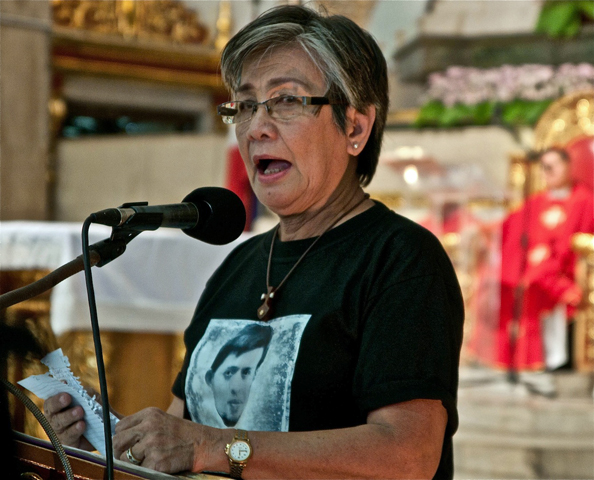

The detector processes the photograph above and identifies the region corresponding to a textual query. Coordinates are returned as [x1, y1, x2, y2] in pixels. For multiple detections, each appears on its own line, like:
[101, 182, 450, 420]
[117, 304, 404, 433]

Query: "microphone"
[89, 187, 246, 245]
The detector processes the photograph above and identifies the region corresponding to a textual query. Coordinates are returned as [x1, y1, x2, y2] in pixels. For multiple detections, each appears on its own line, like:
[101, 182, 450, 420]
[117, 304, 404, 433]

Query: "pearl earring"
[353, 143, 359, 149]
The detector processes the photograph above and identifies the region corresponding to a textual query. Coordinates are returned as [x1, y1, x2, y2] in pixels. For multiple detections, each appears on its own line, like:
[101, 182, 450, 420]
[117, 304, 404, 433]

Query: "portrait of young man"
[205, 323, 273, 427]
[184, 316, 310, 431]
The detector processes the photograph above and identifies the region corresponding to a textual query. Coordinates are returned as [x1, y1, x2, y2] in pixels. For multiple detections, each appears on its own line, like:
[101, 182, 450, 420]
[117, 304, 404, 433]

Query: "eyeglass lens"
[219, 96, 319, 124]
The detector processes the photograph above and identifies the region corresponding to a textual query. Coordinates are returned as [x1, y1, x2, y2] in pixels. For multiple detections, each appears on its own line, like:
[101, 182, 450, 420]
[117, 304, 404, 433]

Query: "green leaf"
[415, 100, 445, 127]
[420, 100, 446, 118]
[500, 100, 553, 126]
[563, 17, 582, 37]
[438, 109, 459, 127]
[577, 1, 594, 19]
[524, 100, 552, 125]
[501, 100, 528, 126]
[536, 1, 580, 37]
[472, 102, 495, 125]
[439, 103, 474, 127]
[416, 99, 551, 129]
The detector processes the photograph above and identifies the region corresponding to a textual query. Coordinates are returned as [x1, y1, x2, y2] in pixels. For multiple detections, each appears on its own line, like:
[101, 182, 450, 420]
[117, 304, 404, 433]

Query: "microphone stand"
[0, 253, 99, 311]
[508, 155, 535, 386]
[0, 225, 142, 480]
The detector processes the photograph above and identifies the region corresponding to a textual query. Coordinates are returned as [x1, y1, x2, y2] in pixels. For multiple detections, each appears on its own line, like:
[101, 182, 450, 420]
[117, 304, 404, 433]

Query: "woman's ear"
[345, 105, 376, 157]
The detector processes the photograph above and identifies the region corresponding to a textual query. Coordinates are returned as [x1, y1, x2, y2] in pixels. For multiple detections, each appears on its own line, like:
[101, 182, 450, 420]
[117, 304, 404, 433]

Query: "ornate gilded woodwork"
[507, 150, 545, 211]
[508, 90, 594, 207]
[52, 0, 208, 45]
[51, 1, 224, 93]
[59, 331, 186, 416]
[572, 233, 594, 372]
[52, 29, 223, 91]
[214, 0, 232, 52]
[534, 89, 594, 151]
[48, 95, 68, 138]
[1, 270, 56, 440]
[58, 331, 115, 403]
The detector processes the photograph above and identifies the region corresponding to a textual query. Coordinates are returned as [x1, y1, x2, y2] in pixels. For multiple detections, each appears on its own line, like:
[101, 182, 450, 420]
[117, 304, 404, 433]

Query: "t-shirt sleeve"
[353, 251, 464, 435]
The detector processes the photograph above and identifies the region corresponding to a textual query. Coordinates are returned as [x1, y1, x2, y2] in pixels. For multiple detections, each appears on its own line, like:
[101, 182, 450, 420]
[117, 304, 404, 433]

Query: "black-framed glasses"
[217, 95, 339, 125]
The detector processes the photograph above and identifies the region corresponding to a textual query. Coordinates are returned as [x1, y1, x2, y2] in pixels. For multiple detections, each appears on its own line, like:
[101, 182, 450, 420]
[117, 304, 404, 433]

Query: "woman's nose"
[245, 105, 275, 140]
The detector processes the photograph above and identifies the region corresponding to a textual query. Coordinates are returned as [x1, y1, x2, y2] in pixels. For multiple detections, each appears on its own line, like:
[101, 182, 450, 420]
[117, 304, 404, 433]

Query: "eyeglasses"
[217, 95, 339, 125]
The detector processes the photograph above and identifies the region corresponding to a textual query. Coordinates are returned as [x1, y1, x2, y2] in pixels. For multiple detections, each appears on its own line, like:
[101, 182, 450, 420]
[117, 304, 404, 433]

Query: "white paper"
[18, 348, 118, 456]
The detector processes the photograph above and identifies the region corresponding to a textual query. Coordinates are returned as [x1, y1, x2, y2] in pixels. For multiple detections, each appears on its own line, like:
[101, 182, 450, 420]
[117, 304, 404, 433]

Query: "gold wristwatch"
[225, 429, 252, 479]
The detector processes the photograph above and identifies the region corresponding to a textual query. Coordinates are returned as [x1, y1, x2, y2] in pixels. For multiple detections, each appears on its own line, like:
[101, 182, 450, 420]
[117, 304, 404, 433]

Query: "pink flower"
[422, 63, 594, 105]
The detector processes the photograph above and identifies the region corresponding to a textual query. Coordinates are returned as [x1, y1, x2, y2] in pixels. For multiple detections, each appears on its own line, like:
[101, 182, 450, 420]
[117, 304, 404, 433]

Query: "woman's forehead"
[237, 46, 325, 94]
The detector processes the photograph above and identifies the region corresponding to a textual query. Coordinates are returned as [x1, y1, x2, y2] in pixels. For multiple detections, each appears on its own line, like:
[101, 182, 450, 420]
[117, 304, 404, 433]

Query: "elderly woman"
[44, 5, 464, 479]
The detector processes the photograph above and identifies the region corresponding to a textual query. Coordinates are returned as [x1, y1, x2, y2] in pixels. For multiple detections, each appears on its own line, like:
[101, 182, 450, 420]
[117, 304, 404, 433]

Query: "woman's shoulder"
[349, 203, 460, 293]
[366, 201, 444, 247]
[332, 201, 449, 272]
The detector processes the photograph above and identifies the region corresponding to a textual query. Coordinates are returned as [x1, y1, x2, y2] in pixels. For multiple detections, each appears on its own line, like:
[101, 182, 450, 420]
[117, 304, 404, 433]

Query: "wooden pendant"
[257, 286, 276, 321]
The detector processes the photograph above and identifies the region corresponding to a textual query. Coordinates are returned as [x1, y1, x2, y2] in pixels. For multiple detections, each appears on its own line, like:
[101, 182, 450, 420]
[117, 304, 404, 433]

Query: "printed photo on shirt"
[185, 315, 310, 431]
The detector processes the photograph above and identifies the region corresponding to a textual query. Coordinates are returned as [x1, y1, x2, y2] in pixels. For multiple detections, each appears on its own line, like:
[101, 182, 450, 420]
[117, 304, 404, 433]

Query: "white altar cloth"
[0, 221, 249, 335]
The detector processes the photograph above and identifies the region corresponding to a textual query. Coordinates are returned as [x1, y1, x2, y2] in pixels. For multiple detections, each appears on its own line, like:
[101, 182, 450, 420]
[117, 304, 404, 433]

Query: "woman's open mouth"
[256, 158, 292, 176]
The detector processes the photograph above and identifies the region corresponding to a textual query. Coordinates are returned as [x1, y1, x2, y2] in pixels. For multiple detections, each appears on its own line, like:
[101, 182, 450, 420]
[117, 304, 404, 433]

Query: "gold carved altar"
[572, 233, 594, 371]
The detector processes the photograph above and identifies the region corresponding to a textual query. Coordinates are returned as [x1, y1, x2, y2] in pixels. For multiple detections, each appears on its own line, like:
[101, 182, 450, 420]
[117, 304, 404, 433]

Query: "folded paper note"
[18, 348, 119, 456]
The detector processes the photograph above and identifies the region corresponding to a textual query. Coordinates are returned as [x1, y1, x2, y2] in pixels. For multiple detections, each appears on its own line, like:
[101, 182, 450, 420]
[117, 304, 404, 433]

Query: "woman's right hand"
[43, 393, 94, 451]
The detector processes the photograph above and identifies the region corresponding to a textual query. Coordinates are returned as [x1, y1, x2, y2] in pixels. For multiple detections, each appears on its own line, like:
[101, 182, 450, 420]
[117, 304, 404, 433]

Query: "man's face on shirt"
[208, 348, 264, 426]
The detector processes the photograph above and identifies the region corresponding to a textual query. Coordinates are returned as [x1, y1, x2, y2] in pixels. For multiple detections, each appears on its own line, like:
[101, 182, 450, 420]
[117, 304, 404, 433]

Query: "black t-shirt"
[173, 201, 464, 479]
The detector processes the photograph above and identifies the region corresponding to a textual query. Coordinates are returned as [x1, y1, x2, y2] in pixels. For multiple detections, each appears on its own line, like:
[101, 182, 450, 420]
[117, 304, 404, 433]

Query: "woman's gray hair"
[220, 5, 389, 186]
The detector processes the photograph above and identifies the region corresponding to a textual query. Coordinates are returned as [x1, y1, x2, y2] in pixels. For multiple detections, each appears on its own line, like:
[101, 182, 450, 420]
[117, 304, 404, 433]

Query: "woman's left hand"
[112, 407, 218, 473]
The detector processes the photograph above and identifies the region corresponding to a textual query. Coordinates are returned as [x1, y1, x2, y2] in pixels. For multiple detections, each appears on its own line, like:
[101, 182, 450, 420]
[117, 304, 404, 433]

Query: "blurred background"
[1, 1, 593, 478]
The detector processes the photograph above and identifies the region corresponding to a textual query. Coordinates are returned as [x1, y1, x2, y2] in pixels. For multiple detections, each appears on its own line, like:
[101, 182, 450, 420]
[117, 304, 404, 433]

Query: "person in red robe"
[496, 147, 594, 375]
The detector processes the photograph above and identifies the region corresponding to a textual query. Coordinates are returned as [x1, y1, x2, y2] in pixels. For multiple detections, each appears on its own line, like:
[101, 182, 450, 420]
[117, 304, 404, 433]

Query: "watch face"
[229, 440, 251, 462]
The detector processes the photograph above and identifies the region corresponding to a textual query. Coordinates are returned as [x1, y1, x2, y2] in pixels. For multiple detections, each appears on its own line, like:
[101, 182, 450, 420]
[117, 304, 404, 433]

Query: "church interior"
[1, 0, 593, 478]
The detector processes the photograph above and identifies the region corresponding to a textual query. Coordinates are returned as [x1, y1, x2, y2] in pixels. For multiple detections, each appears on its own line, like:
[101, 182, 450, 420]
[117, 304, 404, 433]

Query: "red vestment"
[225, 143, 256, 230]
[495, 183, 593, 370]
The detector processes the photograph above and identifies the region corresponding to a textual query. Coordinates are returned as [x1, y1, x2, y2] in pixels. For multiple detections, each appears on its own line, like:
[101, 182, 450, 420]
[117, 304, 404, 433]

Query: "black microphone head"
[182, 187, 246, 245]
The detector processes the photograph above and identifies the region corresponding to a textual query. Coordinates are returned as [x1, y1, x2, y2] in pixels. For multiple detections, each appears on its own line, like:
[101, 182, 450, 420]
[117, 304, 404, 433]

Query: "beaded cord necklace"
[257, 193, 370, 320]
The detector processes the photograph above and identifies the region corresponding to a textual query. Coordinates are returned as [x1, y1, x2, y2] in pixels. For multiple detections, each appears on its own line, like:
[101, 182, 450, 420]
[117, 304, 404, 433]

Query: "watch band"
[229, 460, 246, 479]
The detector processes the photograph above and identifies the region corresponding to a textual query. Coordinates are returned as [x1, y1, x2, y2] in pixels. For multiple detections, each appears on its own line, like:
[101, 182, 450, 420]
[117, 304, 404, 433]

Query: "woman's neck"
[277, 187, 372, 241]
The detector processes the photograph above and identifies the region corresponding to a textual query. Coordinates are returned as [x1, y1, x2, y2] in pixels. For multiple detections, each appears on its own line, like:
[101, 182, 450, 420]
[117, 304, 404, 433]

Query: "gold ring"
[126, 447, 141, 466]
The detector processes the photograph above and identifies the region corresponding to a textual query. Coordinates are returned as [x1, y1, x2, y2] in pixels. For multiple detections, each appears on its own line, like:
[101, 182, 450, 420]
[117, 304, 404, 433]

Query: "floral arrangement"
[416, 63, 594, 128]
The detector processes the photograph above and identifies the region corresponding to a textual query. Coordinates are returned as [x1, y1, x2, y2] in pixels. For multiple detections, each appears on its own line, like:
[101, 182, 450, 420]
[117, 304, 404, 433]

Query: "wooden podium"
[14, 431, 228, 480]
[15, 436, 147, 479]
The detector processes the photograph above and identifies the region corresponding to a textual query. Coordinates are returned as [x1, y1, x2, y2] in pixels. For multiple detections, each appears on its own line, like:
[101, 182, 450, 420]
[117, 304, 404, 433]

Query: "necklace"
[257, 193, 370, 320]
